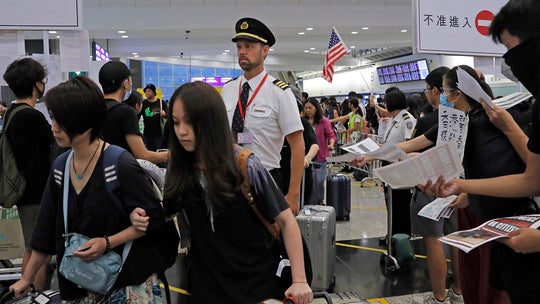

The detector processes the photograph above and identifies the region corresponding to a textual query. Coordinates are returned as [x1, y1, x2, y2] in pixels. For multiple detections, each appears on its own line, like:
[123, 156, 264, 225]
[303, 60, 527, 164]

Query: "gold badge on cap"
[240, 21, 249, 30]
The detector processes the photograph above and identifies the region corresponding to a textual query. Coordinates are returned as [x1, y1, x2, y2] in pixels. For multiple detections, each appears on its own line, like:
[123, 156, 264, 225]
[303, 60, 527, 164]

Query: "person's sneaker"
[447, 286, 464, 304]
[411, 293, 450, 304]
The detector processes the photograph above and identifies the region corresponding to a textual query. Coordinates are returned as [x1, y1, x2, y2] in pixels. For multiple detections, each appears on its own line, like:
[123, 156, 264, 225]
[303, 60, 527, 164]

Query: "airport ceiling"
[82, 0, 414, 73]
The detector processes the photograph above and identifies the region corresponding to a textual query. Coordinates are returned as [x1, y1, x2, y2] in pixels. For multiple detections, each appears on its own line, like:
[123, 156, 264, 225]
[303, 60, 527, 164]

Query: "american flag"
[322, 27, 349, 83]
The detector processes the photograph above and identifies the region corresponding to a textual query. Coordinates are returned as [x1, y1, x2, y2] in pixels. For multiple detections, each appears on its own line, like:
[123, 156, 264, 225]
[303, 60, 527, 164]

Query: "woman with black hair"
[330, 97, 364, 143]
[10, 76, 169, 302]
[160, 81, 312, 303]
[303, 97, 336, 204]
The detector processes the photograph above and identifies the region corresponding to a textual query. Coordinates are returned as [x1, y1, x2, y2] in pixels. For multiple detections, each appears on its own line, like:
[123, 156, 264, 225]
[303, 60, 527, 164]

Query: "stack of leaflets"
[418, 195, 457, 221]
[440, 214, 540, 253]
[493, 92, 532, 109]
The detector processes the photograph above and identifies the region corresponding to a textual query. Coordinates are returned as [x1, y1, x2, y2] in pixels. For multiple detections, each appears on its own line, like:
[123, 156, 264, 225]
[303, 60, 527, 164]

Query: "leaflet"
[440, 214, 540, 253]
[417, 195, 457, 221]
[493, 92, 532, 109]
[456, 67, 494, 109]
[372, 141, 463, 189]
[335, 122, 346, 132]
[340, 138, 407, 163]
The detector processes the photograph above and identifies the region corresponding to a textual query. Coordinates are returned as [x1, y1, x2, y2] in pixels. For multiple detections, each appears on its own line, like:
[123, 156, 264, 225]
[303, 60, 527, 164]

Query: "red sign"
[475, 10, 494, 36]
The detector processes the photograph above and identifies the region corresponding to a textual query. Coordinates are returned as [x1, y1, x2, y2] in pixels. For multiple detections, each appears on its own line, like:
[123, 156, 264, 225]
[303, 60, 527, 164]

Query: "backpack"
[0, 105, 31, 208]
[53, 145, 179, 303]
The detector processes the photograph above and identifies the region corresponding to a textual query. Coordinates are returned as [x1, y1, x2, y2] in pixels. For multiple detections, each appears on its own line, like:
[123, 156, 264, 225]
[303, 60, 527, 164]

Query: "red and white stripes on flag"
[322, 27, 349, 83]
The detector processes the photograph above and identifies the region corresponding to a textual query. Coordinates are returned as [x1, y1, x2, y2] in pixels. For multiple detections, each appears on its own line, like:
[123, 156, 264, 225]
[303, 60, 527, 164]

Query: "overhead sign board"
[0, 0, 81, 29]
[416, 0, 507, 56]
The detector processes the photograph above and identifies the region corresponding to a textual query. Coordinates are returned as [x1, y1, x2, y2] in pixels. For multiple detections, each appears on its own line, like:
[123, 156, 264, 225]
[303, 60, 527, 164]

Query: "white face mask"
[123, 81, 132, 101]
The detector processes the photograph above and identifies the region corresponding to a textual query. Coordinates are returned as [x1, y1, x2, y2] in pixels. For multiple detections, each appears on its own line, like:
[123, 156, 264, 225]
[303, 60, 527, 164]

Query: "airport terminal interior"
[0, 0, 531, 303]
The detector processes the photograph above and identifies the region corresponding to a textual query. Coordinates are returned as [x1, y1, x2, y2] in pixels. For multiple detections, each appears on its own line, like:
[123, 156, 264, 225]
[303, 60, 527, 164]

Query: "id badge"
[237, 132, 254, 144]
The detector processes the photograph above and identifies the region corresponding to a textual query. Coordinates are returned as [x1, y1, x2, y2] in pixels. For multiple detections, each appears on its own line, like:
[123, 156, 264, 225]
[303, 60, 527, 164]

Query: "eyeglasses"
[441, 87, 457, 96]
[423, 87, 433, 94]
[41, 77, 48, 85]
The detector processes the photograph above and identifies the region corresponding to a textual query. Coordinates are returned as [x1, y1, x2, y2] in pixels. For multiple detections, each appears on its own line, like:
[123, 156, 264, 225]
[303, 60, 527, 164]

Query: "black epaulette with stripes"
[273, 79, 289, 90]
[402, 113, 411, 120]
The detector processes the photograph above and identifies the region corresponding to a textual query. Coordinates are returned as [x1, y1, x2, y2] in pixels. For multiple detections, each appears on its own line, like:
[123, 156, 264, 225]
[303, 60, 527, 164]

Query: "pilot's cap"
[231, 17, 275, 47]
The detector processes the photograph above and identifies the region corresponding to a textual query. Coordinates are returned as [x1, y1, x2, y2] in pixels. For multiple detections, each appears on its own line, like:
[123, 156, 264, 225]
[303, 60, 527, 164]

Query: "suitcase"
[296, 206, 336, 292]
[326, 174, 351, 221]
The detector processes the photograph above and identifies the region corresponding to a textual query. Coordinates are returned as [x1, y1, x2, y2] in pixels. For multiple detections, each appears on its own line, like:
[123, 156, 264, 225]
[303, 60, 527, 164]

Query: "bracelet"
[103, 235, 111, 253]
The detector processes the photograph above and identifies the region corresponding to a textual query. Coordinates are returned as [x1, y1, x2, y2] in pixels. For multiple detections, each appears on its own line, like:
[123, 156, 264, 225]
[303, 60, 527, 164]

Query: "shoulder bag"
[58, 151, 132, 295]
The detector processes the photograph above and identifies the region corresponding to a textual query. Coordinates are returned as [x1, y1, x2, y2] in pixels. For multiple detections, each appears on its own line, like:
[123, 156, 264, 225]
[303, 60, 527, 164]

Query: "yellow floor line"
[367, 298, 390, 304]
[159, 283, 189, 295]
[336, 242, 452, 261]
[351, 205, 386, 211]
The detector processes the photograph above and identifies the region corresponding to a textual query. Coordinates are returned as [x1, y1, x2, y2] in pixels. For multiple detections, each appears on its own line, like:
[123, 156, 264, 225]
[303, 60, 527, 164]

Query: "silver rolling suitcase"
[296, 205, 336, 291]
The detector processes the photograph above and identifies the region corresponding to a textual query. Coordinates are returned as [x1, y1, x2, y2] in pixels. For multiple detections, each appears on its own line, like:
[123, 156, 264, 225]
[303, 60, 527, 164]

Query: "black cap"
[232, 17, 275, 47]
[99, 61, 131, 92]
[144, 83, 156, 94]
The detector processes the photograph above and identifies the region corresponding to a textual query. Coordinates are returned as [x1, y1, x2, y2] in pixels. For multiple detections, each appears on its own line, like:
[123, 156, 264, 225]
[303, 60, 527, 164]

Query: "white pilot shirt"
[382, 109, 417, 146]
[222, 70, 303, 170]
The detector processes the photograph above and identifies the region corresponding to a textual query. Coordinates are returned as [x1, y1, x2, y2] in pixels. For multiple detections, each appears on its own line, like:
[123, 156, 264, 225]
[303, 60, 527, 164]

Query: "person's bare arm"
[304, 144, 319, 168]
[126, 134, 168, 164]
[420, 152, 540, 198]
[285, 130, 305, 215]
[396, 135, 433, 154]
[275, 209, 313, 304]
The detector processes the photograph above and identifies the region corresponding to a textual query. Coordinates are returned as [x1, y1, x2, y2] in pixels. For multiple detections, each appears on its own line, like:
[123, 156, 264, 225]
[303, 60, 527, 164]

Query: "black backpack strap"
[2, 104, 31, 133]
[157, 272, 172, 304]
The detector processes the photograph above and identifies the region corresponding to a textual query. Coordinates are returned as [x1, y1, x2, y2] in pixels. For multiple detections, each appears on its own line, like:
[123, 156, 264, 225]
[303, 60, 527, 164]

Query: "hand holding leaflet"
[440, 214, 540, 253]
[418, 195, 457, 221]
[456, 67, 494, 109]
[335, 122, 346, 132]
[372, 141, 464, 189]
[340, 138, 406, 162]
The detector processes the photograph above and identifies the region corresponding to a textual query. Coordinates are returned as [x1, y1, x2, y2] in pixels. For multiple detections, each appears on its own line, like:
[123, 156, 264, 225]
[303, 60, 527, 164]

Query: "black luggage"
[325, 174, 351, 221]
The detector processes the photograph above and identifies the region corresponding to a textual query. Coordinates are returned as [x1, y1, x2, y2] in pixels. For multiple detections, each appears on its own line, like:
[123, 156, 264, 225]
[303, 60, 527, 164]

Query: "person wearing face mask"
[418, 0, 540, 299]
[2, 58, 54, 291]
[99, 61, 168, 164]
[356, 65, 532, 303]
[414, 65, 536, 304]
[408, 67, 465, 304]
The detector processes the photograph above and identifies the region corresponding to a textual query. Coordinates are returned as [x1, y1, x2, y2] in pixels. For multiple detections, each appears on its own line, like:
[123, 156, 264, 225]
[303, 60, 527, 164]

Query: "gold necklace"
[73, 140, 101, 180]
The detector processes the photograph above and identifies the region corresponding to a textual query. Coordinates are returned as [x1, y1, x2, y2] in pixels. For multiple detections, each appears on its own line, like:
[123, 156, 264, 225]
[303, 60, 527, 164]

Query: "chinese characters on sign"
[423, 14, 472, 29]
[416, 0, 507, 56]
[437, 105, 468, 161]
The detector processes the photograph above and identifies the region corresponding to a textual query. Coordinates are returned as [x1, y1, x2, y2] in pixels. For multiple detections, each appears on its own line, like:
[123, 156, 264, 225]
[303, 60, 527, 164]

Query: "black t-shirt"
[424, 104, 532, 221]
[413, 108, 438, 152]
[32, 149, 166, 300]
[280, 117, 317, 193]
[101, 99, 142, 153]
[163, 151, 290, 303]
[141, 99, 166, 138]
[4, 103, 53, 205]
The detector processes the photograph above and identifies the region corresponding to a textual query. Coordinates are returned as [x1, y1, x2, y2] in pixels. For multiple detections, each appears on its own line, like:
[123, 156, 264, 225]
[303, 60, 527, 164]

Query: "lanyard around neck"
[237, 73, 268, 120]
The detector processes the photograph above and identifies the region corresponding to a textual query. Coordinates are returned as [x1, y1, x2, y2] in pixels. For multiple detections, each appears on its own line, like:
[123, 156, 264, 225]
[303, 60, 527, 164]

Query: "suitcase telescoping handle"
[283, 291, 333, 304]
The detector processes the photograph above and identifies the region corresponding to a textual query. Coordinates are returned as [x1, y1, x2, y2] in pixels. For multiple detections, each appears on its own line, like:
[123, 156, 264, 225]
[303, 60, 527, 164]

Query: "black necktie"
[232, 82, 250, 135]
